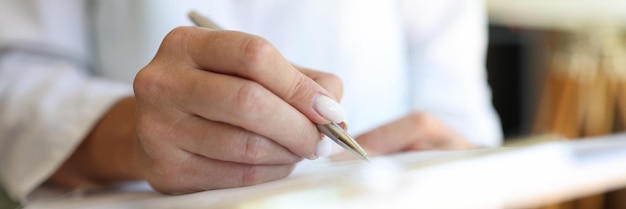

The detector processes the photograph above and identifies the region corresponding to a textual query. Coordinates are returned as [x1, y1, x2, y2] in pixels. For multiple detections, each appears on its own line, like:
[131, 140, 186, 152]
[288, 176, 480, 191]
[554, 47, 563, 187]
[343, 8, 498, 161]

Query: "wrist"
[48, 96, 140, 188]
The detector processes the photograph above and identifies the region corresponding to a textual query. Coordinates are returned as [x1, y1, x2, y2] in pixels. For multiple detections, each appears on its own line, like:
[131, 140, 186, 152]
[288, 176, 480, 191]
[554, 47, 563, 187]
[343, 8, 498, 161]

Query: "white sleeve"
[0, 0, 133, 202]
[401, 0, 503, 146]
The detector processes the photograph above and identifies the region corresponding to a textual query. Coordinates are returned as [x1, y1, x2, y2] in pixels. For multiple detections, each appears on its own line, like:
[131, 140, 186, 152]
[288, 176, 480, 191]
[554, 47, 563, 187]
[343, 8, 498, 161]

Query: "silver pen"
[188, 11, 369, 161]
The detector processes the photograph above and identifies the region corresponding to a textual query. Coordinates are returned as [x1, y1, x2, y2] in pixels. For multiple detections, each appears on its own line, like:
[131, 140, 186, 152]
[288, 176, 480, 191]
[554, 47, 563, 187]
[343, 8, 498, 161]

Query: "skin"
[355, 112, 474, 157]
[47, 26, 472, 194]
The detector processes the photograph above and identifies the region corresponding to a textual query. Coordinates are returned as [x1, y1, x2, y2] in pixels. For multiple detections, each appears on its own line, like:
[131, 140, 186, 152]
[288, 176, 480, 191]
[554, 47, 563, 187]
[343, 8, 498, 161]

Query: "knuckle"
[284, 153, 304, 164]
[408, 112, 423, 125]
[156, 27, 195, 62]
[133, 65, 177, 99]
[242, 134, 264, 164]
[284, 75, 311, 102]
[239, 133, 303, 164]
[409, 112, 439, 134]
[162, 26, 194, 47]
[408, 112, 427, 134]
[133, 68, 153, 97]
[409, 112, 431, 126]
[135, 30, 195, 99]
[234, 82, 269, 118]
[239, 36, 275, 69]
[240, 165, 263, 186]
[421, 113, 438, 128]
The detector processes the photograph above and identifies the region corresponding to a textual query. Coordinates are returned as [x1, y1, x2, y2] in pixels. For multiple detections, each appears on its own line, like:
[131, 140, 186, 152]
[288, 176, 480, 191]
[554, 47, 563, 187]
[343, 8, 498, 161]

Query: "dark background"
[486, 25, 549, 139]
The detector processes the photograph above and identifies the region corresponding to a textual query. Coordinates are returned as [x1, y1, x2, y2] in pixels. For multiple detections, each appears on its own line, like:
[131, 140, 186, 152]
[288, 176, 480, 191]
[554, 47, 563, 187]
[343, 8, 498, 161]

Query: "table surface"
[22, 134, 626, 209]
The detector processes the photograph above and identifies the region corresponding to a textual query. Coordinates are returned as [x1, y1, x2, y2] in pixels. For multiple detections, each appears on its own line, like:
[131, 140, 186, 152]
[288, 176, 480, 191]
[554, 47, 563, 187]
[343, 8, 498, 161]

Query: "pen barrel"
[317, 123, 369, 161]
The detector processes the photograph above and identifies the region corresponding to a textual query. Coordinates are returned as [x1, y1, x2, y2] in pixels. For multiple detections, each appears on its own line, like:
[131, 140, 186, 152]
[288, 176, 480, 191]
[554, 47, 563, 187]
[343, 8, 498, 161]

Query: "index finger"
[166, 27, 339, 124]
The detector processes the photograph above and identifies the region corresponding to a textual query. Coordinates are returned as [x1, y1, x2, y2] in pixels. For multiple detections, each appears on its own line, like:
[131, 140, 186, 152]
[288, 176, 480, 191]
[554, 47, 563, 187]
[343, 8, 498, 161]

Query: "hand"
[132, 27, 345, 194]
[48, 27, 344, 194]
[355, 112, 474, 156]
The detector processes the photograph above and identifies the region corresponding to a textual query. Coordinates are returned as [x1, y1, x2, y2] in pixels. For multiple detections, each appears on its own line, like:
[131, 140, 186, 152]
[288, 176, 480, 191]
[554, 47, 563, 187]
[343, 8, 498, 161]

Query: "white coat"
[0, 0, 502, 202]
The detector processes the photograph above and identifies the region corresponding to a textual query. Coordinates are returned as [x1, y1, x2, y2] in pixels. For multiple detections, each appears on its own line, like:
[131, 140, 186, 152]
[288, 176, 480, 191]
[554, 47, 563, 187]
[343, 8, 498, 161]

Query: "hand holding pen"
[131, 11, 365, 194]
[188, 11, 369, 161]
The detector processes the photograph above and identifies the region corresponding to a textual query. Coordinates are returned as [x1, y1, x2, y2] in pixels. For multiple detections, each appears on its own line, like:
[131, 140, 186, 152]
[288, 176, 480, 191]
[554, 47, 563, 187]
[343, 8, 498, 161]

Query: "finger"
[150, 151, 296, 194]
[173, 115, 302, 164]
[175, 68, 320, 159]
[354, 115, 419, 156]
[404, 114, 472, 150]
[297, 67, 348, 131]
[161, 27, 342, 124]
[355, 113, 470, 155]
[296, 66, 344, 101]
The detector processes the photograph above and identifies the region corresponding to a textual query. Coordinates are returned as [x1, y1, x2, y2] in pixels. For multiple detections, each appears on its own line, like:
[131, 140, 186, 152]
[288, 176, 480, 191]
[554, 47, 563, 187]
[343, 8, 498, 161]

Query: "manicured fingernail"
[315, 138, 333, 158]
[308, 154, 319, 160]
[313, 95, 346, 123]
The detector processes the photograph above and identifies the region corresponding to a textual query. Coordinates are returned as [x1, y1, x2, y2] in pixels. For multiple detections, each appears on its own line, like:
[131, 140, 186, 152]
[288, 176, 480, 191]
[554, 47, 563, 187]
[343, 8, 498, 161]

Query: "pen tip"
[361, 154, 370, 162]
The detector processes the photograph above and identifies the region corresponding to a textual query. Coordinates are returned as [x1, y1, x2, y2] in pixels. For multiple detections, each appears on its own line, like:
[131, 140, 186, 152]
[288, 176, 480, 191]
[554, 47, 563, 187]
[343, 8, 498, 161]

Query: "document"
[24, 134, 626, 209]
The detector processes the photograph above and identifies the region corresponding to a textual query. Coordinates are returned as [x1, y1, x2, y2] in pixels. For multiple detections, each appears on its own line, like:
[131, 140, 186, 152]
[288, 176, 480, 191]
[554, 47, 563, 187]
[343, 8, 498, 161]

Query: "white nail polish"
[313, 95, 346, 123]
[315, 138, 333, 158]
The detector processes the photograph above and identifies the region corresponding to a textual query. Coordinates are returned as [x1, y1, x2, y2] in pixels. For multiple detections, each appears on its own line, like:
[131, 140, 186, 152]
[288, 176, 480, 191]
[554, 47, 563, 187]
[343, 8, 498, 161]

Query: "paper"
[23, 135, 626, 209]
[24, 149, 489, 209]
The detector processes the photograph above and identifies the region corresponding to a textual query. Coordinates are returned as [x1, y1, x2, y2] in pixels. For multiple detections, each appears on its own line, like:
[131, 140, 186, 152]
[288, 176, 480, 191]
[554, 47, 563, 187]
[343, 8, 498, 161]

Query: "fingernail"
[313, 95, 346, 123]
[315, 138, 333, 158]
[308, 154, 319, 160]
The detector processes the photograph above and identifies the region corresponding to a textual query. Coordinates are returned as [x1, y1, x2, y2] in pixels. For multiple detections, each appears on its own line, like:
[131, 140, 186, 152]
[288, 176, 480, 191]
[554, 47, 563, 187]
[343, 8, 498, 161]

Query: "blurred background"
[486, 0, 626, 139]
[485, 0, 626, 208]
[487, 23, 542, 138]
